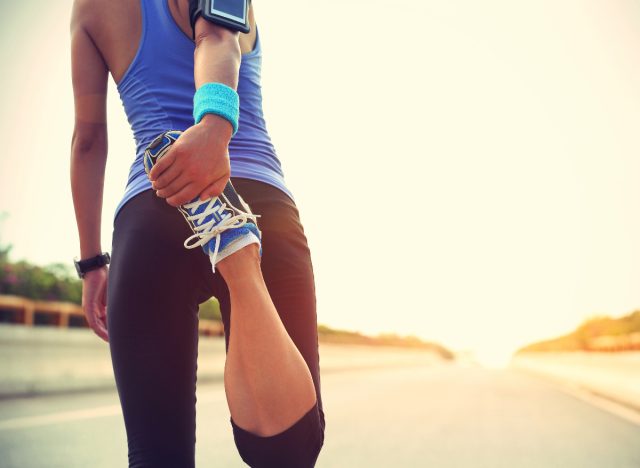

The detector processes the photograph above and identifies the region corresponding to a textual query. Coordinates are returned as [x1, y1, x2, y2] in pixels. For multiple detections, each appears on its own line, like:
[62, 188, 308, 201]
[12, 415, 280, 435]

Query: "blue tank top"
[113, 0, 292, 221]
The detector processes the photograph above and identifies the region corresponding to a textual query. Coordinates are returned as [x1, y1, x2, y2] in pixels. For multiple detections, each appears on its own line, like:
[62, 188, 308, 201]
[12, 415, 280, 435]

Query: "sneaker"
[144, 130, 262, 272]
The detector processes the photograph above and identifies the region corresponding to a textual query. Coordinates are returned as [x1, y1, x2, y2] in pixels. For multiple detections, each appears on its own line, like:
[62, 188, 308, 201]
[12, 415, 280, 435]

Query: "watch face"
[74, 261, 84, 278]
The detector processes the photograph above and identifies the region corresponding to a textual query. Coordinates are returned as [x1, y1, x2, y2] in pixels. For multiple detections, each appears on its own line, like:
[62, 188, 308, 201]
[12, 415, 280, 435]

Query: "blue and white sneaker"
[144, 130, 261, 272]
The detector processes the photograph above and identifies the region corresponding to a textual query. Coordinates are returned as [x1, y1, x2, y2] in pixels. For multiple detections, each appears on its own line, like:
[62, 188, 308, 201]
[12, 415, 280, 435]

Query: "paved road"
[1, 360, 639, 467]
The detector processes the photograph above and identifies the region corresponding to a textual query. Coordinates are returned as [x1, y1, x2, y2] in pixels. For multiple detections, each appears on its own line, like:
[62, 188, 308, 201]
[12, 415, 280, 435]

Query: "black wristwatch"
[74, 252, 111, 279]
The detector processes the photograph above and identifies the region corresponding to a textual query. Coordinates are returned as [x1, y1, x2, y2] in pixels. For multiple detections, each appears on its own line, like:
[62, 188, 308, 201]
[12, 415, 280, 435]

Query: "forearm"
[70, 125, 107, 259]
[147, 18, 243, 204]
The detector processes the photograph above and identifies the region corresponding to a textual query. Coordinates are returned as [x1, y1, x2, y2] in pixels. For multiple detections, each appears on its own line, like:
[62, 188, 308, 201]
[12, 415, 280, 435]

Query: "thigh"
[107, 189, 212, 466]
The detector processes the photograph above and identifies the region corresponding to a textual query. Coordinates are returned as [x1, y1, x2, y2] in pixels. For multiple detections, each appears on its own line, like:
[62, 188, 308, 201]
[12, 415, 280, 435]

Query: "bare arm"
[148, 14, 244, 206]
[193, 18, 242, 91]
[69, 1, 109, 342]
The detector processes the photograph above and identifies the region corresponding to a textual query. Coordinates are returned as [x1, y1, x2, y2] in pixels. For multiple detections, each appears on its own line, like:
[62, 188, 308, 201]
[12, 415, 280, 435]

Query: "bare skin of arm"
[69, 1, 110, 342]
[148, 15, 245, 207]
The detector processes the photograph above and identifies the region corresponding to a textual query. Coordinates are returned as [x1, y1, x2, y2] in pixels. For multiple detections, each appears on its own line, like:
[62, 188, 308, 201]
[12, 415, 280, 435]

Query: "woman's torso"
[83, 0, 292, 220]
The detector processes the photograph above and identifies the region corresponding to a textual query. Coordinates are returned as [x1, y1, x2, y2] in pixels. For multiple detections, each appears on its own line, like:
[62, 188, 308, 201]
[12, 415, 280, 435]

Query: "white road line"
[549, 379, 640, 427]
[0, 391, 224, 431]
[511, 366, 640, 426]
[0, 405, 122, 431]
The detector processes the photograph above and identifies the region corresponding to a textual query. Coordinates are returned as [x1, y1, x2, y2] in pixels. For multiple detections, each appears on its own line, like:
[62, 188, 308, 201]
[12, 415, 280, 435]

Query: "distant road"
[1, 354, 639, 467]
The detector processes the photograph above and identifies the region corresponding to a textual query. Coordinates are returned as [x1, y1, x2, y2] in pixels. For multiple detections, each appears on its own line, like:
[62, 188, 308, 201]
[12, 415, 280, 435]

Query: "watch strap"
[189, 0, 203, 40]
[75, 252, 110, 278]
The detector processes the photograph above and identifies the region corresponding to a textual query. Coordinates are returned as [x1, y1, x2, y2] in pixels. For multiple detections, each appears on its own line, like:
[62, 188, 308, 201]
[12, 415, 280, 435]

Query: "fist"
[148, 115, 234, 206]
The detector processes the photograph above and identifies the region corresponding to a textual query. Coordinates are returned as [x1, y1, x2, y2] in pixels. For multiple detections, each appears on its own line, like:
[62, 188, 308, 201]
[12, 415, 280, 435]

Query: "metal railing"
[0, 294, 224, 337]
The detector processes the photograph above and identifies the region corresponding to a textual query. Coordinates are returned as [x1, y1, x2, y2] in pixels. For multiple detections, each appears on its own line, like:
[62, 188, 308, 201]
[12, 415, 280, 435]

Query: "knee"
[230, 402, 325, 468]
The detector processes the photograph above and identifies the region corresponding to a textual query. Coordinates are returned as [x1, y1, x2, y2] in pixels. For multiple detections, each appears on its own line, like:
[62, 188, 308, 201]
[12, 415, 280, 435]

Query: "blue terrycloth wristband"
[193, 82, 240, 135]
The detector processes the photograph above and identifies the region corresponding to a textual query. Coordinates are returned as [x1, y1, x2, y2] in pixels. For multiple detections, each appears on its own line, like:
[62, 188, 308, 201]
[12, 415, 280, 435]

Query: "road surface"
[1, 357, 639, 467]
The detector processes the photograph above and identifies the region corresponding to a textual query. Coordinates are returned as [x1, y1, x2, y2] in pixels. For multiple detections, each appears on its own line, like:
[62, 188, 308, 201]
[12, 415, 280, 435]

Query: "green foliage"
[0, 245, 82, 304]
[199, 297, 221, 321]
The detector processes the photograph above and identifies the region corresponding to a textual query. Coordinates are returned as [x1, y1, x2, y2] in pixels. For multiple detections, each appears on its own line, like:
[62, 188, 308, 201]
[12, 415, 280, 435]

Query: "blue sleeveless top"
[114, 0, 292, 221]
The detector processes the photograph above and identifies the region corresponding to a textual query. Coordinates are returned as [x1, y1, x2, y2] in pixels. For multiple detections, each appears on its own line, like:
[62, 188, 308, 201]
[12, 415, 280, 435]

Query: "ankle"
[217, 244, 261, 280]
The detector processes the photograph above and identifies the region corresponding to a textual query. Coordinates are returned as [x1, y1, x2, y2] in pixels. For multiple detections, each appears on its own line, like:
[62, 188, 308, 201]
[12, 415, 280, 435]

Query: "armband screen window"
[190, 0, 250, 36]
[211, 0, 246, 23]
[209, 0, 249, 33]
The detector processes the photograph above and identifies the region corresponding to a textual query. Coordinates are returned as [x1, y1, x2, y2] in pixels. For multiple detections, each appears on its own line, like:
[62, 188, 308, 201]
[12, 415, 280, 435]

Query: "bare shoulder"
[71, 0, 130, 37]
[71, 0, 141, 80]
[70, 0, 108, 29]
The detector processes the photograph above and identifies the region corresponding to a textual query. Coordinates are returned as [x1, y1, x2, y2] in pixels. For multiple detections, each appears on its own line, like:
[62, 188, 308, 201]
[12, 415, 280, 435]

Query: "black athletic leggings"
[106, 178, 325, 467]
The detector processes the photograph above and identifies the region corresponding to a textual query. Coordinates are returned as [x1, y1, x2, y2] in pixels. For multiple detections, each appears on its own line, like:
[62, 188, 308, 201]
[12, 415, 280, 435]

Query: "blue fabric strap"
[193, 82, 240, 135]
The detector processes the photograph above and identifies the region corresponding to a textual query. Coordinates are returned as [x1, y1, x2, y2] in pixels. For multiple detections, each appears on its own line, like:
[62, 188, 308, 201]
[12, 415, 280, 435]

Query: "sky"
[1, 0, 640, 366]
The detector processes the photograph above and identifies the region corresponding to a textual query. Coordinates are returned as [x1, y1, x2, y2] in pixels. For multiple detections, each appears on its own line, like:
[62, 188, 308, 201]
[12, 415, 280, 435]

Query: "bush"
[199, 297, 221, 321]
[0, 245, 81, 303]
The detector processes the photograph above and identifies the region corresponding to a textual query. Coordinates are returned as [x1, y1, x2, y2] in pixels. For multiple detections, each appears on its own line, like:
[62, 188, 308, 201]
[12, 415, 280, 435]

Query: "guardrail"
[0, 294, 224, 336]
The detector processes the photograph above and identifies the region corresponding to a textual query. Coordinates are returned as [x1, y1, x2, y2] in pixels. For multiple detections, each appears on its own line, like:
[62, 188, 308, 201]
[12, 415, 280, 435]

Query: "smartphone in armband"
[191, 0, 250, 35]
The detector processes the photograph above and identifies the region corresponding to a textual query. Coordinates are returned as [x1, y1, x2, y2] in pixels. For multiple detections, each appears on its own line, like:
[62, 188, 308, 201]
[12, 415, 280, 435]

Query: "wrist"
[82, 265, 108, 280]
[74, 252, 110, 279]
[193, 82, 240, 136]
[199, 113, 234, 140]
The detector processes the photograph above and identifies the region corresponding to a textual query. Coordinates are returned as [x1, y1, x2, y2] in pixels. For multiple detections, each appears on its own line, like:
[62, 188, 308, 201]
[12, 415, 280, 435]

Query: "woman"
[69, 0, 325, 466]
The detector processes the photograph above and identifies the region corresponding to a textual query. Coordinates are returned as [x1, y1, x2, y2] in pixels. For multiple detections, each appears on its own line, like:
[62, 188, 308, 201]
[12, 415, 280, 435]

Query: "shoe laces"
[182, 193, 259, 270]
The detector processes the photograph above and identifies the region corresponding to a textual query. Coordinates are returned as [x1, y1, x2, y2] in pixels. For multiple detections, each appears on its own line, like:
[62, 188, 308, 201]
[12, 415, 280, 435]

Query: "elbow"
[71, 125, 107, 156]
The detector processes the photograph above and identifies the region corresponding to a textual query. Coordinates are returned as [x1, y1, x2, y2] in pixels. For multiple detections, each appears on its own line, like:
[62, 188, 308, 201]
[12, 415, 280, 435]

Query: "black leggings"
[106, 178, 325, 467]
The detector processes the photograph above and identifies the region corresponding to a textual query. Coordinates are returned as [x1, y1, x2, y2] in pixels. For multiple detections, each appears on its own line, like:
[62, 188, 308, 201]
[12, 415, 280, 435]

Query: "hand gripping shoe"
[144, 130, 262, 272]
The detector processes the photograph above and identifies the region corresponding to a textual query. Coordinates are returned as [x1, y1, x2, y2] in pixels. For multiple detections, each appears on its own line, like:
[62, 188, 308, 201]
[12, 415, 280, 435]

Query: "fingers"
[199, 178, 227, 201]
[148, 146, 177, 181]
[97, 273, 109, 342]
[151, 162, 181, 191]
[165, 173, 230, 206]
[155, 174, 191, 200]
[82, 270, 109, 343]
[166, 182, 200, 207]
[147, 128, 231, 206]
[93, 319, 109, 343]
[86, 303, 109, 343]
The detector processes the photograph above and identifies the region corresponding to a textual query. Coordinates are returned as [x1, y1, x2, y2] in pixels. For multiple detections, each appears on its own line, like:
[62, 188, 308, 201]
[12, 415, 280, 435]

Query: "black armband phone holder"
[189, 0, 250, 38]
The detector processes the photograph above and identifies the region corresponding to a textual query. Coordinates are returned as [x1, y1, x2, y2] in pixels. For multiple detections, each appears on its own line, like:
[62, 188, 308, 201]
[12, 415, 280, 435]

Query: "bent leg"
[214, 179, 325, 467]
[218, 245, 317, 438]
